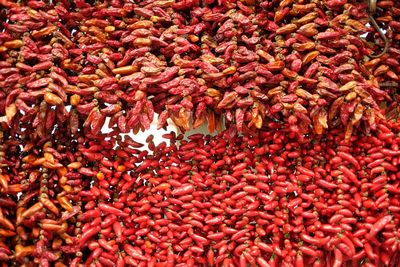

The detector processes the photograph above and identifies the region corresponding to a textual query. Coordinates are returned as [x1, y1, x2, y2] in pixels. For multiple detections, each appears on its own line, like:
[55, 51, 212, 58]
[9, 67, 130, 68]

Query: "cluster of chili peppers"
[0, 0, 400, 266]
[0, 0, 398, 136]
[1, 118, 400, 266]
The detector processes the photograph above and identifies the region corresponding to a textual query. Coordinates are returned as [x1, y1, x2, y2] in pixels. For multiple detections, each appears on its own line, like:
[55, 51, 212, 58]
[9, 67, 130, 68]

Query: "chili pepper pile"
[74, 121, 400, 267]
[0, 0, 399, 136]
[0, 119, 400, 266]
[0, 0, 400, 266]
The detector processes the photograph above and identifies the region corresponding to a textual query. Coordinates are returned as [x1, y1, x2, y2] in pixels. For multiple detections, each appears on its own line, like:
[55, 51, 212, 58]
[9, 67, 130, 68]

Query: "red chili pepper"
[367, 215, 392, 240]
[123, 244, 147, 261]
[205, 215, 225, 225]
[171, 184, 194, 196]
[299, 246, 318, 258]
[98, 203, 129, 217]
[79, 226, 101, 246]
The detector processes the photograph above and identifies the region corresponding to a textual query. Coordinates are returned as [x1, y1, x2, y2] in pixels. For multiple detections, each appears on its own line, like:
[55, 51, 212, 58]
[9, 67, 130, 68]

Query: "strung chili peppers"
[0, 0, 398, 137]
[0, 0, 399, 266]
[2, 117, 399, 266]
